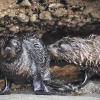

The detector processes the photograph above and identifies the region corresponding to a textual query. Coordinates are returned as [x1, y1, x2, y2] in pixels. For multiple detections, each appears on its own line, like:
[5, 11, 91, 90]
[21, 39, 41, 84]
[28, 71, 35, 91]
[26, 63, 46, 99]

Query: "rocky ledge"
[0, 0, 99, 42]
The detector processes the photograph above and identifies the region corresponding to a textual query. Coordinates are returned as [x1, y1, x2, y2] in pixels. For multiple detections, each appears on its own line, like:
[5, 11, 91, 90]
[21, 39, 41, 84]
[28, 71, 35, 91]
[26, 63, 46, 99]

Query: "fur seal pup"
[0, 32, 73, 95]
[48, 34, 100, 87]
[0, 32, 51, 95]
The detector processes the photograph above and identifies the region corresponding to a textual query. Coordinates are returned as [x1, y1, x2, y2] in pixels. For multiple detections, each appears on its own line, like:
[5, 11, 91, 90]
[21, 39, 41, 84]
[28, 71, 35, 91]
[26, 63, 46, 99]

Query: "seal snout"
[48, 45, 58, 57]
[5, 47, 12, 53]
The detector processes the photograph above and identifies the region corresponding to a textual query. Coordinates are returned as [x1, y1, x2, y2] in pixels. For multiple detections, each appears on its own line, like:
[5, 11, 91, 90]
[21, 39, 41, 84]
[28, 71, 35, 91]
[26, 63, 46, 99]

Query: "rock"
[46, 0, 60, 3]
[80, 81, 100, 94]
[9, 25, 20, 32]
[0, 0, 17, 10]
[8, 10, 16, 17]
[0, 12, 5, 18]
[52, 8, 67, 17]
[39, 11, 52, 20]
[0, 0, 99, 46]
[48, 3, 64, 10]
[19, 8, 26, 14]
[20, 0, 31, 7]
[30, 14, 37, 22]
[17, 13, 29, 22]
[31, 0, 39, 3]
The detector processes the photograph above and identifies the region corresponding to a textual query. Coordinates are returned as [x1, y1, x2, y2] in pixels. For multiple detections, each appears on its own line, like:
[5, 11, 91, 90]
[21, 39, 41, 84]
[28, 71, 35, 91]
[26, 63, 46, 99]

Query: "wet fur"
[48, 34, 100, 77]
[0, 32, 51, 95]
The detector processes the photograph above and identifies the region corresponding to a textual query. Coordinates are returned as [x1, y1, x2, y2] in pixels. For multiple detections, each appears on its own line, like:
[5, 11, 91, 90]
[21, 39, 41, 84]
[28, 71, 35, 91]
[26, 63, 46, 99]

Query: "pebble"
[52, 8, 67, 17]
[0, 12, 5, 18]
[8, 10, 16, 17]
[46, 0, 59, 3]
[31, 0, 39, 3]
[80, 82, 99, 94]
[9, 25, 20, 32]
[49, 3, 64, 10]
[20, 0, 31, 7]
[19, 8, 26, 14]
[91, 12, 100, 19]
[17, 13, 29, 22]
[39, 11, 52, 20]
[0, 0, 17, 10]
[30, 14, 37, 22]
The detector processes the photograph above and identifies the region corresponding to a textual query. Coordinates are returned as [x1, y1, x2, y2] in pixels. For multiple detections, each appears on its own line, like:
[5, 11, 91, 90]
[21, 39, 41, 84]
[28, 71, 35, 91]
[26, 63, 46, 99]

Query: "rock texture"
[0, 0, 99, 41]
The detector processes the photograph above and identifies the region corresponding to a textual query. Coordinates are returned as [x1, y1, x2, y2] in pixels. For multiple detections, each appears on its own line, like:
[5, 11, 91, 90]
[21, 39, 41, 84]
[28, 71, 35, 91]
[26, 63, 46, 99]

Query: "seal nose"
[5, 47, 11, 53]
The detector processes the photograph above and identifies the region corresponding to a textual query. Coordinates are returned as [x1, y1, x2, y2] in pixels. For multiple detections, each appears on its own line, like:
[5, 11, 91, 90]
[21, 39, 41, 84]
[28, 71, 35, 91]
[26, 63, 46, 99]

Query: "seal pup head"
[0, 34, 22, 62]
[48, 37, 73, 59]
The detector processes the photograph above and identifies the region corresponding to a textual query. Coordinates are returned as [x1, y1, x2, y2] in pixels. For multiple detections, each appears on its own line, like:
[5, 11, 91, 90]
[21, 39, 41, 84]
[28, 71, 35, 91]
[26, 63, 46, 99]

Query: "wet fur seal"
[0, 32, 73, 95]
[48, 34, 100, 87]
[0, 32, 51, 95]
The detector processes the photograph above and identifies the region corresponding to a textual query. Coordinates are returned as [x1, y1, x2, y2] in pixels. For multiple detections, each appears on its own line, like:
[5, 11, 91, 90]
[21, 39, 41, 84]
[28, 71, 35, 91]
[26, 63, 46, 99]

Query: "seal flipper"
[44, 81, 74, 92]
[76, 70, 89, 88]
[32, 61, 51, 95]
[67, 70, 89, 91]
[0, 77, 12, 95]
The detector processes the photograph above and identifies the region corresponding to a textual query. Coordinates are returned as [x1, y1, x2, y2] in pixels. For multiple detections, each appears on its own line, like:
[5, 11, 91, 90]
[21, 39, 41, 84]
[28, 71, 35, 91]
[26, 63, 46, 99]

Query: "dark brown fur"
[0, 32, 51, 95]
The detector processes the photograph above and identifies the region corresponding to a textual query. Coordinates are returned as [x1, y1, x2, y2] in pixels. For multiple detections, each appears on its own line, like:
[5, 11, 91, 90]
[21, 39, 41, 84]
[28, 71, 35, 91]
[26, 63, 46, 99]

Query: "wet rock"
[48, 3, 64, 10]
[0, 12, 5, 18]
[8, 10, 17, 17]
[31, 0, 39, 3]
[9, 25, 20, 32]
[20, 0, 31, 7]
[52, 8, 67, 17]
[0, 0, 17, 10]
[0, 0, 99, 45]
[39, 11, 52, 20]
[17, 13, 29, 22]
[19, 8, 26, 14]
[46, 0, 60, 3]
[80, 81, 100, 94]
[65, 0, 85, 6]
[91, 12, 100, 19]
[30, 14, 37, 22]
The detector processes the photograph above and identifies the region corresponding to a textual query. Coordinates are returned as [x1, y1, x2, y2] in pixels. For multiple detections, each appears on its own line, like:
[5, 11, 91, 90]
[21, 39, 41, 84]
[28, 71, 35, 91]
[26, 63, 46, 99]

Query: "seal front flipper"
[0, 77, 12, 95]
[32, 61, 51, 95]
[75, 70, 89, 88]
[67, 70, 89, 92]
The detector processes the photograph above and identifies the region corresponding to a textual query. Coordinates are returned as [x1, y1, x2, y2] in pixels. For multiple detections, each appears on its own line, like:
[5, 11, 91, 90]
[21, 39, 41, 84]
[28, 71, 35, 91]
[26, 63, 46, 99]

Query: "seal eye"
[59, 42, 66, 49]
[12, 40, 21, 50]
[13, 42, 19, 48]
[59, 43, 72, 51]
